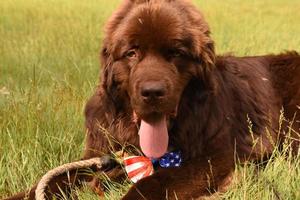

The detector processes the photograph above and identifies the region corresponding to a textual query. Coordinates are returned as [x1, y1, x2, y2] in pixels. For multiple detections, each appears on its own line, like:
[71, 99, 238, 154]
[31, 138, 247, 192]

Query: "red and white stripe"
[123, 156, 154, 183]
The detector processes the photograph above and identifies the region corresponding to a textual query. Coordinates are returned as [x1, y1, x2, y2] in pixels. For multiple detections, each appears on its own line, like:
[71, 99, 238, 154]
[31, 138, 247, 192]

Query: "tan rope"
[35, 157, 103, 200]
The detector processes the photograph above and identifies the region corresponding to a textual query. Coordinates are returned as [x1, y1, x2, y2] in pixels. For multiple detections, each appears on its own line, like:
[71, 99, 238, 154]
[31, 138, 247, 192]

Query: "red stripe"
[143, 164, 153, 177]
[127, 164, 149, 178]
[124, 156, 151, 166]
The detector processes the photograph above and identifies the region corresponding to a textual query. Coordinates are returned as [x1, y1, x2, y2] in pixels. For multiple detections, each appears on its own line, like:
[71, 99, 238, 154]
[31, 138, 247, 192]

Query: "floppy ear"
[184, 5, 216, 78]
[201, 34, 215, 71]
[191, 28, 218, 92]
[100, 43, 114, 92]
[196, 30, 216, 78]
[100, 42, 131, 111]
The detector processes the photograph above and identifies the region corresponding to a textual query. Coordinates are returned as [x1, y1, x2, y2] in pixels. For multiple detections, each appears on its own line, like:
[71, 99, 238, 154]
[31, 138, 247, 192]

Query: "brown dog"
[5, 0, 300, 199]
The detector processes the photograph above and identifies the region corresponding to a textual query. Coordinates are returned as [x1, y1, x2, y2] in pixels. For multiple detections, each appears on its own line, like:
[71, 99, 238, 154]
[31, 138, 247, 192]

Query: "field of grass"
[0, 0, 300, 199]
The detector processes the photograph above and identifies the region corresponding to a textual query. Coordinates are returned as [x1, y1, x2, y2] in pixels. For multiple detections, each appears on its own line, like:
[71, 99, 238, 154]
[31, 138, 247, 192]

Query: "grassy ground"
[0, 0, 300, 199]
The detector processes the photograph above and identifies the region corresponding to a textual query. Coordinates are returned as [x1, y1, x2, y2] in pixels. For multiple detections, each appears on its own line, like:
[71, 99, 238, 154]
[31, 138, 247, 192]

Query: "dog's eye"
[125, 49, 137, 58]
[168, 49, 184, 58]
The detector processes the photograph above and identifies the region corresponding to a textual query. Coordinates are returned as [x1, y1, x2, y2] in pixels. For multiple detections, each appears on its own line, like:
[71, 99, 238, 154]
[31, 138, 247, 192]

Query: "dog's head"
[100, 0, 215, 157]
[102, 0, 215, 120]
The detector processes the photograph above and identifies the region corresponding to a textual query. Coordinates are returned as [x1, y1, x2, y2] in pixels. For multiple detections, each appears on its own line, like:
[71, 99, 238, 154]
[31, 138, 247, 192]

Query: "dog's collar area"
[151, 150, 182, 169]
[123, 150, 182, 183]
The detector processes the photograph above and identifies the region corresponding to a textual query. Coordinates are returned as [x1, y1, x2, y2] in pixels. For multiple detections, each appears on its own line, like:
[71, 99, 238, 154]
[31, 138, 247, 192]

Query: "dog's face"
[102, 0, 215, 123]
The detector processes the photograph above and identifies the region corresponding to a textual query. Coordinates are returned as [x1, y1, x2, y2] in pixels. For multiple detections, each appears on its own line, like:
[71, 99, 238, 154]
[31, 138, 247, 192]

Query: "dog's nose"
[141, 81, 166, 101]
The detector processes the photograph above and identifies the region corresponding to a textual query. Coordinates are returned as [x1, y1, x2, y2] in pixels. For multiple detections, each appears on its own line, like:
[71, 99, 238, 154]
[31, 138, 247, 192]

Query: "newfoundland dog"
[5, 0, 300, 199]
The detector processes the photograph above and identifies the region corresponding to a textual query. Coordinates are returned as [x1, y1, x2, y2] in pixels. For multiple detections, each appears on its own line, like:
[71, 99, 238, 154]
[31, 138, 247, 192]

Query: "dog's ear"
[100, 43, 114, 92]
[196, 30, 216, 79]
[100, 42, 130, 108]
[184, 6, 216, 79]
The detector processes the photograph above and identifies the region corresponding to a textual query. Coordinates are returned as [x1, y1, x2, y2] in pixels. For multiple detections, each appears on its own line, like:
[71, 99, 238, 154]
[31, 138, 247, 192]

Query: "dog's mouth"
[133, 107, 177, 159]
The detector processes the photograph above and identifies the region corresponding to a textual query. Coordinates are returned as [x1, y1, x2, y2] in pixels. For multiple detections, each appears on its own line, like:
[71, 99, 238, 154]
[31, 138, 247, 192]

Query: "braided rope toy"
[35, 151, 182, 200]
[35, 156, 111, 200]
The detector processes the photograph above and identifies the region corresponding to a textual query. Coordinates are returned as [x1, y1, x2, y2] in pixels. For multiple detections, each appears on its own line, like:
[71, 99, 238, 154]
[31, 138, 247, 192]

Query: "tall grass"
[0, 0, 299, 199]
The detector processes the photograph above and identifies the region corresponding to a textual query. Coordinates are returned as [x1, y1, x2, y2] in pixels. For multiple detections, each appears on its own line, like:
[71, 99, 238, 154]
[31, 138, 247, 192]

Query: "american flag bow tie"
[123, 151, 182, 183]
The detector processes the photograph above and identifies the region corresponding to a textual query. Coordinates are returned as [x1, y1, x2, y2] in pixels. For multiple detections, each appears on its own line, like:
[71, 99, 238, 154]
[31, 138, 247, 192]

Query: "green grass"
[0, 0, 300, 199]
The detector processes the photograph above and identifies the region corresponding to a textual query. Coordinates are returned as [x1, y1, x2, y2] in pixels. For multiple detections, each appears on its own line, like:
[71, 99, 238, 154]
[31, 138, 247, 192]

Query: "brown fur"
[4, 0, 300, 199]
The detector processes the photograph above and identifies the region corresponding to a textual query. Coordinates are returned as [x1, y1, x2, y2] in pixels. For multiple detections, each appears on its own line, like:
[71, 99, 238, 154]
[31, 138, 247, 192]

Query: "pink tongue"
[139, 115, 168, 159]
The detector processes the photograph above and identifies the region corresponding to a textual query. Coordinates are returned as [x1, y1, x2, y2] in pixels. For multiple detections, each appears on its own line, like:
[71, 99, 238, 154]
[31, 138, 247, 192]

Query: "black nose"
[141, 81, 166, 101]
